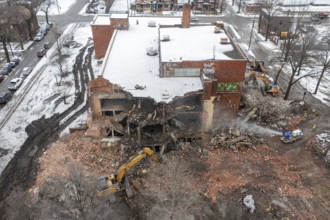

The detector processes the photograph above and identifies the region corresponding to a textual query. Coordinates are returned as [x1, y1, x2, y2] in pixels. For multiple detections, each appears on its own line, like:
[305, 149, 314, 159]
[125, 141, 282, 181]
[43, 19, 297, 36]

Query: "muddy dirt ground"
[0, 50, 330, 219]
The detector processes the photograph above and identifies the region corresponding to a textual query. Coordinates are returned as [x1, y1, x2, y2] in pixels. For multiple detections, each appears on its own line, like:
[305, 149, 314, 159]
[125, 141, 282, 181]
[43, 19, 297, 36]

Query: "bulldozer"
[247, 71, 280, 96]
[96, 147, 159, 201]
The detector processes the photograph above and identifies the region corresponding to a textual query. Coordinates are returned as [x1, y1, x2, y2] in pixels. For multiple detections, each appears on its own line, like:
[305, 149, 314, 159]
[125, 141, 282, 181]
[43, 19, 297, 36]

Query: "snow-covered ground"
[0, 23, 99, 175]
[37, 0, 77, 16]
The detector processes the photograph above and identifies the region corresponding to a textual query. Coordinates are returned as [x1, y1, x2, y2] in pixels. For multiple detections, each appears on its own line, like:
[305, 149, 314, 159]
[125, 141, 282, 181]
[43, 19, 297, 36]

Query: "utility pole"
[248, 18, 256, 50]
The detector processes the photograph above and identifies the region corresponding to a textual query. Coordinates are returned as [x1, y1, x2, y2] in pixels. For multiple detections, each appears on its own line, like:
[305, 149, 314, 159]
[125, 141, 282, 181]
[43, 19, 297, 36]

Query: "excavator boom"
[97, 147, 159, 199]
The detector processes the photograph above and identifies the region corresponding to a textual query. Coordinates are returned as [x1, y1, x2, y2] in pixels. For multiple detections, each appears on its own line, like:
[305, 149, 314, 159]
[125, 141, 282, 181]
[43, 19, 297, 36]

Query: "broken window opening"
[103, 110, 123, 117]
[142, 124, 163, 134]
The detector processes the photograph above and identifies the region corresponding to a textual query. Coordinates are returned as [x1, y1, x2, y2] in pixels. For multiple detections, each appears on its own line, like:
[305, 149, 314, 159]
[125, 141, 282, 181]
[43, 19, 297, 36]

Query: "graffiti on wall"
[203, 63, 215, 74]
[217, 82, 239, 92]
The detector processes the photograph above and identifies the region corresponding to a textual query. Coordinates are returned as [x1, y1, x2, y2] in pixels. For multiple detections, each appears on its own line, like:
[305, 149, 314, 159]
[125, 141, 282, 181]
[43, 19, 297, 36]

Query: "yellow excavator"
[96, 147, 159, 200]
[247, 71, 280, 96]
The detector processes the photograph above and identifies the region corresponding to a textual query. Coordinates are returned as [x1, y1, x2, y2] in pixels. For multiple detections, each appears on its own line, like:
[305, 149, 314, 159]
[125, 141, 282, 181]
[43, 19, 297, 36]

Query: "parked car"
[10, 57, 20, 68]
[44, 42, 52, 49]
[0, 74, 4, 83]
[0, 91, 12, 104]
[21, 67, 32, 77]
[37, 49, 46, 58]
[40, 23, 51, 35]
[8, 78, 23, 91]
[0, 63, 14, 75]
[33, 32, 44, 41]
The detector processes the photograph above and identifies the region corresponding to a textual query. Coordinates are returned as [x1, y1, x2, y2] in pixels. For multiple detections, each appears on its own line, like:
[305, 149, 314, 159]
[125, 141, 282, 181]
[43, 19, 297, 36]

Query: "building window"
[217, 82, 239, 92]
[174, 68, 200, 77]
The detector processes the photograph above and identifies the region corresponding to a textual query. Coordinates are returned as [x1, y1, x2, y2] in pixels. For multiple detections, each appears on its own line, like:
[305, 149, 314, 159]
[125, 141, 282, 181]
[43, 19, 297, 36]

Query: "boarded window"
[174, 68, 200, 77]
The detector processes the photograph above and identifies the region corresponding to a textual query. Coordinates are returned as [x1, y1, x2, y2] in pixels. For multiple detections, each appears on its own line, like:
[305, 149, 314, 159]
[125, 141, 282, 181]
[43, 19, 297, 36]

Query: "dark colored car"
[0, 74, 4, 83]
[37, 49, 46, 58]
[10, 57, 20, 68]
[44, 42, 52, 49]
[0, 91, 12, 104]
[0, 63, 13, 75]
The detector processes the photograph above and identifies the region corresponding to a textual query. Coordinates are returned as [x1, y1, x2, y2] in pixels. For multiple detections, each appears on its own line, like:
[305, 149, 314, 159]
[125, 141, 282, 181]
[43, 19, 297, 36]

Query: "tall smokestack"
[182, 3, 191, 28]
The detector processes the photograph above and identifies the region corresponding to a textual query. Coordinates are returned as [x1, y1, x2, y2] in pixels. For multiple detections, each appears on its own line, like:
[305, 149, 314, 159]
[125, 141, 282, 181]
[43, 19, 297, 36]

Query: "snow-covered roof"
[312, 0, 330, 5]
[110, 14, 128, 19]
[279, 0, 330, 6]
[109, 0, 129, 13]
[280, 0, 310, 5]
[159, 26, 240, 62]
[92, 15, 110, 25]
[102, 17, 206, 103]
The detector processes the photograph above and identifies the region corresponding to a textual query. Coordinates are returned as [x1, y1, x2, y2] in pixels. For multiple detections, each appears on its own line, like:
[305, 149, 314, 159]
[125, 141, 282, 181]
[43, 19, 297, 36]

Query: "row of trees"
[0, 0, 57, 63]
[254, 0, 330, 100]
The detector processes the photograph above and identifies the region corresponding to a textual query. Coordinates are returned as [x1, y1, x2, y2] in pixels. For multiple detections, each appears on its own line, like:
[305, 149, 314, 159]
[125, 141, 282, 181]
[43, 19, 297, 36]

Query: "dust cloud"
[236, 121, 282, 136]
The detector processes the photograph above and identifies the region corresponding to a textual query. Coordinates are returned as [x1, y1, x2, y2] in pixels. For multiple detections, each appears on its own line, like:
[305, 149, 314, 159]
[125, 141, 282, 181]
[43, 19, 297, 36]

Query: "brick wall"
[91, 24, 115, 59]
[182, 3, 191, 28]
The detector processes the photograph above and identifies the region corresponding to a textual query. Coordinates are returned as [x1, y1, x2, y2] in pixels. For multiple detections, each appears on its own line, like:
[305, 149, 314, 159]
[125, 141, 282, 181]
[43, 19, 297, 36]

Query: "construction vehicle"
[247, 71, 280, 95]
[96, 147, 159, 200]
[250, 60, 266, 73]
[281, 129, 303, 144]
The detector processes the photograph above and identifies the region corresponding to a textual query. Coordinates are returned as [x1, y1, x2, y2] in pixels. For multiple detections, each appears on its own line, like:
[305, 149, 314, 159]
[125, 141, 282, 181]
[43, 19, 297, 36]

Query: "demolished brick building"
[88, 4, 247, 143]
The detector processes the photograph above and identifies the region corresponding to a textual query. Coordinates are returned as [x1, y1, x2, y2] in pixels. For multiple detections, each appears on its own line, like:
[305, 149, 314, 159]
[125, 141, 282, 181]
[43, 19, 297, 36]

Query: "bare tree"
[313, 45, 330, 94]
[0, 8, 12, 62]
[218, 0, 227, 14]
[10, 0, 43, 40]
[237, 0, 242, 13]
[284, 33, 315, 100]
[52, 27, 66, 85]
[5, 187, 34, 220]
[136, 155, 204, 220]
[262, 1, 281, 41]
[40, 0, 57, 25]
[274, 60, 287, 84]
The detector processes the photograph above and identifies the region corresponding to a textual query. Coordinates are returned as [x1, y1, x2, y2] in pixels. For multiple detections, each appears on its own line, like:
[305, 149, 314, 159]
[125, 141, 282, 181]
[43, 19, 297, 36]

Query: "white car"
[21, 67, 32, 77]
[33, 32, 44, 41]
[8, 78, 23, 91]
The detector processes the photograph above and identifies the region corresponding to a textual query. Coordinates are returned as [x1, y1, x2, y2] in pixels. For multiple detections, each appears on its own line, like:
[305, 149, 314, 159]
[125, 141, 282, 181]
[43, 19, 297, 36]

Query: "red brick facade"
[91, 24, 114, 59]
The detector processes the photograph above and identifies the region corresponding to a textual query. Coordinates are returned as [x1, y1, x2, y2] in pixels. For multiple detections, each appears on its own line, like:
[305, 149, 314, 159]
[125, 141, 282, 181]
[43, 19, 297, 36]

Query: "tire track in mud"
[0, 43, 95, 217]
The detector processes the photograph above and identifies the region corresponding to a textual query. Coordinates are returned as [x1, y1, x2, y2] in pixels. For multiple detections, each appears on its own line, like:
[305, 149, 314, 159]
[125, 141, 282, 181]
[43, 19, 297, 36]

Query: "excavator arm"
[116, 147, 159, 183]
[96, 147, 159, 200]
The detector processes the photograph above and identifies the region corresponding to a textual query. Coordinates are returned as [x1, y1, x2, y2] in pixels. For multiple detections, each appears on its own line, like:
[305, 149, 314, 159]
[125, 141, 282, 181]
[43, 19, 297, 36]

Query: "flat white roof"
[92, 15, 110, 25]
[102, 17, 242, 103]
[110, 14, 128, 19]
[160, 26, 238, 62]
[109, 0, 129, 13]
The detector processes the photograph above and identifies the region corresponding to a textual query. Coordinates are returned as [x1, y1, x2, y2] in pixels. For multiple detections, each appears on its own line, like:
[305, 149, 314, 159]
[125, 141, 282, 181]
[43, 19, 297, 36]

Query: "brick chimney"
[182, 3, 191, 28]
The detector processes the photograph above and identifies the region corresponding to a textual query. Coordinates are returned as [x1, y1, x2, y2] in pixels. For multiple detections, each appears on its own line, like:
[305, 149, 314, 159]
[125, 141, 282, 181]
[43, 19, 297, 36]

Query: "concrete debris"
[243, 195, 255, 214]
[209, 128, 259, 150]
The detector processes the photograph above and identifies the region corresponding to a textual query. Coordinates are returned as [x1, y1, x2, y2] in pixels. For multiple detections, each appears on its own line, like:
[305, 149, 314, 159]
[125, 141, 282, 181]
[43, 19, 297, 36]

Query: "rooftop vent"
[161, 35, 170, 42]
[220, 37, 230, 44]
[148, 21, 156, 27]
[146, 47, 158, 56]
[214, 27, 221, 33]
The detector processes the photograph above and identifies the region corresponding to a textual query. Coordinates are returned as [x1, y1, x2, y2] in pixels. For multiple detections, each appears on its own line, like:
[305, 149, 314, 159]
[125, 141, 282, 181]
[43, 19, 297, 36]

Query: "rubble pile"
[240, 90, 290, 128]
[209, 128, 261, 151]
[308, 131, 330, 163]
[240, 89, 318, 131]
